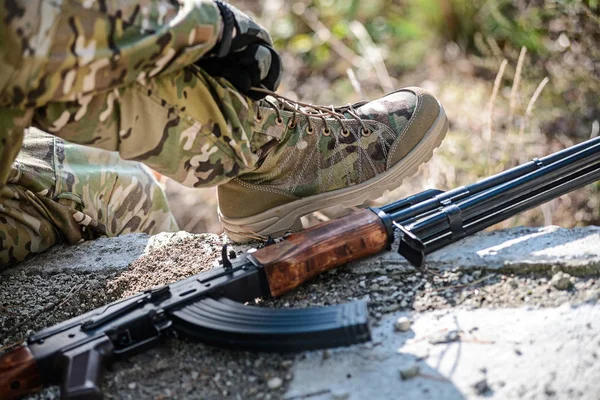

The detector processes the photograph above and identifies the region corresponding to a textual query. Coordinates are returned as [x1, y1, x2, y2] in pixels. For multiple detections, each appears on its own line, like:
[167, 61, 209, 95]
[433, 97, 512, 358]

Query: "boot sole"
[220, 103, 449, 243]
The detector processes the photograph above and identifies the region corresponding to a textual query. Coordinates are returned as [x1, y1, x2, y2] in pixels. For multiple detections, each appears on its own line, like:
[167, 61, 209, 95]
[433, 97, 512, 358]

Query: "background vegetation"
[166, 0, 600, 233]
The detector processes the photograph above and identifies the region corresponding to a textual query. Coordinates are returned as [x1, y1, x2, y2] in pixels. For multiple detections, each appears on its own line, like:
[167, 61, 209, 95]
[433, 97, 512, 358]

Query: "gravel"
[1, 227, 600, 399]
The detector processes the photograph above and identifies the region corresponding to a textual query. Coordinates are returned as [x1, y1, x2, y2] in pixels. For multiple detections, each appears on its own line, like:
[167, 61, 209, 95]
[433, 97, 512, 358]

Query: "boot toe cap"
[385, 87, 445, 169]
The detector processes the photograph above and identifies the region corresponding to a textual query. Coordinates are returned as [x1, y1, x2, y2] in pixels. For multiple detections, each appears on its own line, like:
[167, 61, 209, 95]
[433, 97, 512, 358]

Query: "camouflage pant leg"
[32, 67, 260, 188]
[0, 128, 178, 268]
[0, 0, 243, 187]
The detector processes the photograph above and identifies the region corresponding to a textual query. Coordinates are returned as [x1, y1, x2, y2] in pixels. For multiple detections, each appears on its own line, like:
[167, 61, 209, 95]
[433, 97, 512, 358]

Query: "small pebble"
[429, 329, 460, 344]
[394, 316, 412, 332]
[128, 383, 137, 390]
[399, 365, 420, 380]
[506, 278, 519, 289]
[550, 272, 573, 290]
[473, 378, 491, 395]
[267, 377, 283, 390]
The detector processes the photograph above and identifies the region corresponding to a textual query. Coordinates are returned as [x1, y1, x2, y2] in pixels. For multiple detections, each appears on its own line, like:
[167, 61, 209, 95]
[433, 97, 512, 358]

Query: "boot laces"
[251, 87, 372, 137]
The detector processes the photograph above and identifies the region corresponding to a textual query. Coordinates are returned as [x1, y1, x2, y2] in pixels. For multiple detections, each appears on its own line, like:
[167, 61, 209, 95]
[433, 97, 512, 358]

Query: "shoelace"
[251, 87, 372, 137]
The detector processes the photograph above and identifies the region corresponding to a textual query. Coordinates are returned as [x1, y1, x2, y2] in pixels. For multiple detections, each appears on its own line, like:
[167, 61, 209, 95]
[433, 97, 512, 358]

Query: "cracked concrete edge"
[8, 225, 600, 276]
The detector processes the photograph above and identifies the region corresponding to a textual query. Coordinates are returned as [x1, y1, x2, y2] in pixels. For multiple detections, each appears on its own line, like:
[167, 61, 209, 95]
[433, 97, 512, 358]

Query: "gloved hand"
[197, 1, 283, 99]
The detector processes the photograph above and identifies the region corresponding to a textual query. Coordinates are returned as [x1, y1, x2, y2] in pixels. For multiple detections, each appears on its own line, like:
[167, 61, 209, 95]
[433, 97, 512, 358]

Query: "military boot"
[217, 87, 448, 242]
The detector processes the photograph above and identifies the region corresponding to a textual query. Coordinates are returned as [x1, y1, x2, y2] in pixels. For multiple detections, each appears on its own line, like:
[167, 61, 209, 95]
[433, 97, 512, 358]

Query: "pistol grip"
[59, 336, 114, 400]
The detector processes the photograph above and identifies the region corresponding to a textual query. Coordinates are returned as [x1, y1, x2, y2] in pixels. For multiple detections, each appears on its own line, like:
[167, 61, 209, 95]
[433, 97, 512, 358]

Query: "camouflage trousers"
[0, 128, 178, 267]
[0, 0, 268, 267]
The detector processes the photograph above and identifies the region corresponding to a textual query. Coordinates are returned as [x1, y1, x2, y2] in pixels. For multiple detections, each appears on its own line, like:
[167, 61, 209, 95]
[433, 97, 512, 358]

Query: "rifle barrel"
[423, 161, 600, 253]
[394, 137, 600, 265]
[386, 135, 600, 221]
[404, 139, 600, 241]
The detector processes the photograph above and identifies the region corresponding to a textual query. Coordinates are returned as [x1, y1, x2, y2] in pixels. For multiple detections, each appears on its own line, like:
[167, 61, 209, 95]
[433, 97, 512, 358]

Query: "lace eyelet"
[255, 114, 263, 123]
[361, 128, 372, 137]
[341, 128, 351, 137]
[322, 127, 331, 136]
[306, 125, 315, 135]
[276, 117, 284, 126]
[287, 119, 297, 130]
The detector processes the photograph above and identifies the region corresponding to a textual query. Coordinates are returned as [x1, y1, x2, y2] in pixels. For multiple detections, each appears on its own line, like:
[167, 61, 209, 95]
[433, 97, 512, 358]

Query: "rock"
[550, 272, 573, 290]
[394, 316, 412, 332]
[370, 284, 380, 291]
[473, 378, 491, 395]
[399, 365, 420, 380]
[128, 383, 137, 390]
[429, 329, 460, 344]
[506, 278, 519, 289]
[267, 377, 283, 390]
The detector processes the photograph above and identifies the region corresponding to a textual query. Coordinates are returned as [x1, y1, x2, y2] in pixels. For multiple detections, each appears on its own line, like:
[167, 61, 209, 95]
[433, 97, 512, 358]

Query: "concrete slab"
[2, 226, 600, 399]
[14, 233, 151, 272]
[352, 226, 600, 275]
[286, 303, 600, 400]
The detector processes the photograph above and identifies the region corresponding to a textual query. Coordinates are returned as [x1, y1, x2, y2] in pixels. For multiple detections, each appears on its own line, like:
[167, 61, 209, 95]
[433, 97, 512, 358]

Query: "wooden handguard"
[252, 209, 389, 297]
[0, 346, 42, 400]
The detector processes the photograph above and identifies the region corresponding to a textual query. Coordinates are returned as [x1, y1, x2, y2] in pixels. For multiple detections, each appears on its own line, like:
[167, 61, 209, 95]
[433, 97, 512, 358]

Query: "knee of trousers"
[0, 185, 60, 268]
[1, 129, 179, 268]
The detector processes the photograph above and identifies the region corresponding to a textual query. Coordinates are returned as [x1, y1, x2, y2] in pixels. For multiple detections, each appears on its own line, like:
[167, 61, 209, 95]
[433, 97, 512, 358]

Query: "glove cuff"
[212, 0, 236, 58]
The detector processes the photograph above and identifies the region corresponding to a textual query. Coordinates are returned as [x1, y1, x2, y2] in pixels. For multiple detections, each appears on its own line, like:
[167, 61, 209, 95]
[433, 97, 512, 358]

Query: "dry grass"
[164, 0, 600, 234]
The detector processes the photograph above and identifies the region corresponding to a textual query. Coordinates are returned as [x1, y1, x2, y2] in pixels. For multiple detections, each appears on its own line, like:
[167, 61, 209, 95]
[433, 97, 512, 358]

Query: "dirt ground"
[1, 230, 599, 399]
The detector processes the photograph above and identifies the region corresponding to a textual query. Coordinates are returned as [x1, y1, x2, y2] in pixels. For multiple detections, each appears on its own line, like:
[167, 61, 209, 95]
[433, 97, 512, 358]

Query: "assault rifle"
[2, 136, 600, 399]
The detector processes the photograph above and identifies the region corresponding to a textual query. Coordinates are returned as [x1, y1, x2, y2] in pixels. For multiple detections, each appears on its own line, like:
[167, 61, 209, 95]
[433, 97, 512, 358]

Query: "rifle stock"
[253, 209, 390, 296]
[0, 346, 42, 399]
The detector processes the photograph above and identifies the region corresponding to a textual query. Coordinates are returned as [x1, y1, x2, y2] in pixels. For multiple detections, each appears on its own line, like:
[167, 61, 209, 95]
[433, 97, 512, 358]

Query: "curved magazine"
[170, 297, 371, 352]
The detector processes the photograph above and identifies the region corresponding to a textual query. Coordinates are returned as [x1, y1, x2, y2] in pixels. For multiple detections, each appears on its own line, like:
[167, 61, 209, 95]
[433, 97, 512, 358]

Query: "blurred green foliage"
[261, 0, 598, 139]
[270, 0, 598, 70]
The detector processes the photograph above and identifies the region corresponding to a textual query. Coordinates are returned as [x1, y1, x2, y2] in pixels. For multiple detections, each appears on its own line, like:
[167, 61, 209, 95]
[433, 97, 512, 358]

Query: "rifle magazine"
[170, 297, 371, 352]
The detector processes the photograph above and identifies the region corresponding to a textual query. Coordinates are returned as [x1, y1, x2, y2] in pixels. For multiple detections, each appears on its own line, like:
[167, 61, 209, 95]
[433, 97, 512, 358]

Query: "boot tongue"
[340, 98, 387, 124]
[353, 99, 389, 120]
[350, 91, 417, 126]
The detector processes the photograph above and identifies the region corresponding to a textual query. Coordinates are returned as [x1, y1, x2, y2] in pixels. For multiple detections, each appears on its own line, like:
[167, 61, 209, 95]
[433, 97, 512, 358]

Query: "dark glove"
[197, 0, 283, 99]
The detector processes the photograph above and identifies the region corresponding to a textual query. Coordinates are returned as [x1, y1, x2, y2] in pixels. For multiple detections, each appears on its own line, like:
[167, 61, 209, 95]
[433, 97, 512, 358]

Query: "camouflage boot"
[217, 87, 448, 242]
